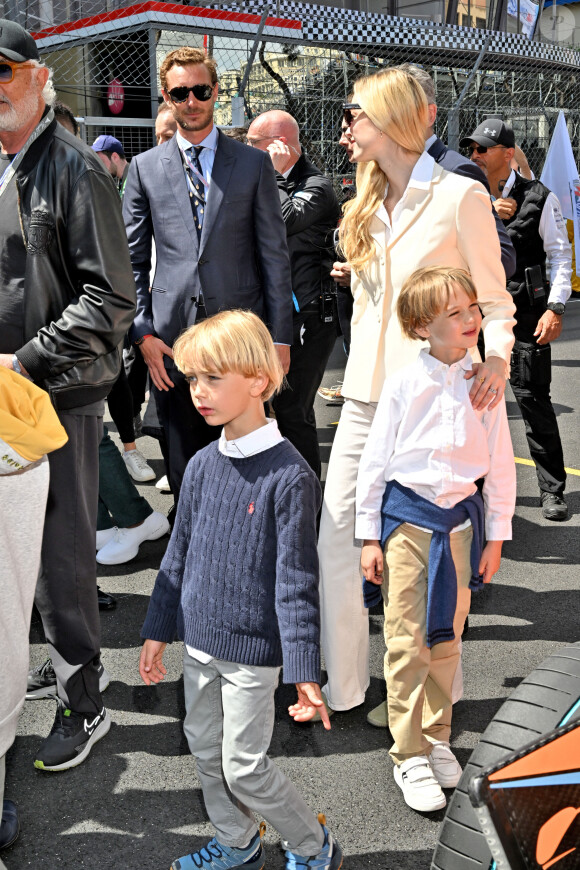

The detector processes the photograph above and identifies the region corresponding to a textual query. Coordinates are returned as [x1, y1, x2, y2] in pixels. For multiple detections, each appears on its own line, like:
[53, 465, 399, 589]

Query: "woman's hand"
[465, 356, 507, 410]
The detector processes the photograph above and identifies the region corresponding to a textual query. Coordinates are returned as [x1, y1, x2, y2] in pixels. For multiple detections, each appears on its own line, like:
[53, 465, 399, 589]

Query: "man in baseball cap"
[459, 118, 516, 150]
[0, 17, 40, 62]
[92, 134, 129, 194]
[463, 116, 572, 523]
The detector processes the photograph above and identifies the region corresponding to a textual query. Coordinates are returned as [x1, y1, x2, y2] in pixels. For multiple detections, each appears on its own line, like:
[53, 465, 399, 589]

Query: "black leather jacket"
[12, 117, 136, 410]
[276, 154, 340, 310]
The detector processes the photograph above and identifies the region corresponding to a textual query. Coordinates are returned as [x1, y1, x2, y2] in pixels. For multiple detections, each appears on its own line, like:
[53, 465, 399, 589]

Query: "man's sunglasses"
[466, 143, 505, 155]
[342, 103, 361, 126]
[167, 84, 215, 104]
[0, 60, 36, 83]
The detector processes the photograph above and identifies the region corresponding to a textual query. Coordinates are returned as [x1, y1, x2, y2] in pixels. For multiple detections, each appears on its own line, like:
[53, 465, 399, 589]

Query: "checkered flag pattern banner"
[7, 0, 580, 187]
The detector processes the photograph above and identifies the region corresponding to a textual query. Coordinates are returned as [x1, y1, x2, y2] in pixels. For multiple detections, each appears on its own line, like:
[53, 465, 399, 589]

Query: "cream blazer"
[342, 163, 517, 404]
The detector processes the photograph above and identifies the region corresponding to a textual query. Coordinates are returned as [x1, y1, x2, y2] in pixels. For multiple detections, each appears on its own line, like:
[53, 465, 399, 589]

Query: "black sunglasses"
[342, 103, 361, 126]
[167, 84, 215, 104]
[466, 143, 505, 155]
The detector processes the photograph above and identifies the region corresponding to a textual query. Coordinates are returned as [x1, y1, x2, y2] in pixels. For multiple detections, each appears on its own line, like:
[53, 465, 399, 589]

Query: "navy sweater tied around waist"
[362, 479, 484, 647]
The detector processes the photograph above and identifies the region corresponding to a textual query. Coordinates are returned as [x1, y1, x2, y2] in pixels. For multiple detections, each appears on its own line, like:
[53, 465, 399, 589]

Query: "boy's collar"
[419, 347, 474, 372]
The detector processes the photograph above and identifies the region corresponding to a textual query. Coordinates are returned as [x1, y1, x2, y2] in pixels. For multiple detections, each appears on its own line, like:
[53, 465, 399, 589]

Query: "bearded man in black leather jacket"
[0, 20, 135, 774]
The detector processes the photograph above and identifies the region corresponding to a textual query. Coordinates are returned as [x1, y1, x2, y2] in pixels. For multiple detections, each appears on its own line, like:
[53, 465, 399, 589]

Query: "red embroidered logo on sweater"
[248, 502, 255, 515]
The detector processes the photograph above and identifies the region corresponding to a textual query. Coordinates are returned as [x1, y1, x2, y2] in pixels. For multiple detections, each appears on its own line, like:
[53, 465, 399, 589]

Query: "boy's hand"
[479, 540, 503, 584]
[139, 639, 168, 685]
[289, 683, 331, 730]
[361, 539, 384, 584]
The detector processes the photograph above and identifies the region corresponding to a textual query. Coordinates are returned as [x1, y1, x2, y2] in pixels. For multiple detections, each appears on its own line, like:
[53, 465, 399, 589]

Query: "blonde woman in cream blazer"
[318, 69, 516, 716]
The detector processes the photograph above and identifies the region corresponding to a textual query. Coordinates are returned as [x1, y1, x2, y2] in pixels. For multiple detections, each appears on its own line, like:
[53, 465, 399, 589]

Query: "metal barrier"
[17, 0, 580, 182]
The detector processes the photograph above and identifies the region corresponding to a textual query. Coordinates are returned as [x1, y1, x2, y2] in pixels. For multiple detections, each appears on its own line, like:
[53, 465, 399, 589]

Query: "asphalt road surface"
[5, 301, 580, 869]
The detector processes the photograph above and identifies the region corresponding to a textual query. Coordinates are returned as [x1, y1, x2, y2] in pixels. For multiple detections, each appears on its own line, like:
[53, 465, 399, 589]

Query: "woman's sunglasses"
[0, 60, 36, 83]
[167, 84, 215, 104]
[342, 103, 361, 126]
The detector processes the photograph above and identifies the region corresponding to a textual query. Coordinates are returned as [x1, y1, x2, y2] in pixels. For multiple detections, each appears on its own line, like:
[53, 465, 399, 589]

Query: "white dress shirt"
[374, 150, 435, 237]
[502, 169, 572, 305]
[176, 124, 218, 188]
[355, 349, 515, 544]
[187, 419, 284, 662]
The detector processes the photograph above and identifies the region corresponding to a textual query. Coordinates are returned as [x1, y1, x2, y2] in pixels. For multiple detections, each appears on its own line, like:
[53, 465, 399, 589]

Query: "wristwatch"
[134, 333, 153, 346]
[546, 302, 565, 316]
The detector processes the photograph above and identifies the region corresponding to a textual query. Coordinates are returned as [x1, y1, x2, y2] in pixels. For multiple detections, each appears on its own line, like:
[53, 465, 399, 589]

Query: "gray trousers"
[182, 653, 324, 856]
[35, 413, 103, 715]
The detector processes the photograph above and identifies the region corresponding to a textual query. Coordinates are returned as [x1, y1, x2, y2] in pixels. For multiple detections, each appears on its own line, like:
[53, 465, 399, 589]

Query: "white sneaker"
[155, 474, 171, 493]
[96, 511, 170, 565]
[122, 448, 155, 482]
[429, 741, 463, 788]
[393, 756, 446, 813]
[96, 527, 116, 551]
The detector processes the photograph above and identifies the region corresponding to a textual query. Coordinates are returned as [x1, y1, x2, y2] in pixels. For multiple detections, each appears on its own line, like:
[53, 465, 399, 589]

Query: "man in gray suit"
[123, 47, 292, 502]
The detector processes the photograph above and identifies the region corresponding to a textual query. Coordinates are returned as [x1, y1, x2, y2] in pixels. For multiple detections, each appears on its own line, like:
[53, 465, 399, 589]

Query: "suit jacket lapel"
[200, 131, 235, 253]
[162, 137, 199, 252]
[387, 163, 444, 250]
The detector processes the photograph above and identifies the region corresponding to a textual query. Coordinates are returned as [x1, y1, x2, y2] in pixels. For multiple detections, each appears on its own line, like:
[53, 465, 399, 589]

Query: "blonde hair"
[160, 47, 218, 91]
[173, 310, 284, 401]
[397, 266, 478, 341]
[339, 68, 428, 271]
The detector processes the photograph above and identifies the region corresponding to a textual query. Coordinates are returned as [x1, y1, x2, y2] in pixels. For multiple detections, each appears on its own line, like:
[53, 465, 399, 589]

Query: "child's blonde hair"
[173, 309, 284, 401]
[397, 266, 478, 341]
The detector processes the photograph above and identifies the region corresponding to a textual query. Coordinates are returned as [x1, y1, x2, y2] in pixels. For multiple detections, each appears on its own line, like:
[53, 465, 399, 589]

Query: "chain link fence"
[10, 0, 580, 186]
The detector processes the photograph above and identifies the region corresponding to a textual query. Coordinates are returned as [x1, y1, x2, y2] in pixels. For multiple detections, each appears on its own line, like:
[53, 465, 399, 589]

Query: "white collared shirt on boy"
[186, 418, 284, 663]
[355, 348, 516, 543]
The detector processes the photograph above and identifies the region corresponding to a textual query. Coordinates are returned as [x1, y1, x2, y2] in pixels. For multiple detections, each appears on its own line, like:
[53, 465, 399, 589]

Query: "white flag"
[540, 110, 580, 259]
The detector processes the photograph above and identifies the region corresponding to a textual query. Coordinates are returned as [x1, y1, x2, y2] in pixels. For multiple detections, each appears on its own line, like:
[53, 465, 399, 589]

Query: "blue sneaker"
[171, 824, 265, 870]
[285, 815, 343, 870]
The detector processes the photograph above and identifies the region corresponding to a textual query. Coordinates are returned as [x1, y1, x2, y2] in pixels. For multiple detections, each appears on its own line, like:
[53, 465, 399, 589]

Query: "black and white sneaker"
[26, 658, 111, 700]
[33, 699, 111, 771]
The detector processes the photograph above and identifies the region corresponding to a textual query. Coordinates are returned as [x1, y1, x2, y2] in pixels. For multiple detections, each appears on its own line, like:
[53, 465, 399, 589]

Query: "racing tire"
[431, 642, 580, 869]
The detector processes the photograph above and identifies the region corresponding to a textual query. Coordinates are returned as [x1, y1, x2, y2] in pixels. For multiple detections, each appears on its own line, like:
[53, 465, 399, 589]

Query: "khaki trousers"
[383, 523, 472, 765]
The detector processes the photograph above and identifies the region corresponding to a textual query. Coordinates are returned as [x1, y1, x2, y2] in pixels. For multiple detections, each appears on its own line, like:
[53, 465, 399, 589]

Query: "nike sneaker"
[33, 698, 111, 771]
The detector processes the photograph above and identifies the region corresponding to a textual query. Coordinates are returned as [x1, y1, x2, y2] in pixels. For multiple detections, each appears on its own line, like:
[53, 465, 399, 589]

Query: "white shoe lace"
[127, 450, 151, 471]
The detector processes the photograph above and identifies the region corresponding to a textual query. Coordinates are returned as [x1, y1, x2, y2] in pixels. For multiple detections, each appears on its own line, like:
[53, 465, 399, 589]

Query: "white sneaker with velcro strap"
[393, 756, 446, 813]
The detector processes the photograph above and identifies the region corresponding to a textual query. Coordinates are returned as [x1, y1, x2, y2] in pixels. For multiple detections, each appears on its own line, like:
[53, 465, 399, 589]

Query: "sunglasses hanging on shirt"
[167, 84, 215, 104]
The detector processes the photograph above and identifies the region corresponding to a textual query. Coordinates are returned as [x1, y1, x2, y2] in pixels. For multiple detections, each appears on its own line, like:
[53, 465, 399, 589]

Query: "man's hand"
[465, 356, 507, 410]
[276, 344, 291, 375]
[266, 138, 295, 174]
[289, 682, 331, 730]
[331, 261, 351, 287]
[139, 336, 174, 391]
[0, 354, 30, 377]
[534, 309, 563, 345]
[479, 540, 503, 584]
[361, 539, 384, 585]
[139, 639, 168, 685]
[492, 197, 517, 221]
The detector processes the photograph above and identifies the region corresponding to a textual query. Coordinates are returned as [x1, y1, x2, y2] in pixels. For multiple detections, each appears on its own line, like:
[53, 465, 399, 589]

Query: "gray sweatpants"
[182, 653, 324, 856]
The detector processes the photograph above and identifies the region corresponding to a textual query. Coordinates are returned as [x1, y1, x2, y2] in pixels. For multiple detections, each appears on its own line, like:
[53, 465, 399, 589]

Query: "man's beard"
[0, 90, 41, 133]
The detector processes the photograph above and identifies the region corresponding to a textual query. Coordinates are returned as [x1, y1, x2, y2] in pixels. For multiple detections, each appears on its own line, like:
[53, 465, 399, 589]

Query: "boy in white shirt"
[356, 266, 516, 814]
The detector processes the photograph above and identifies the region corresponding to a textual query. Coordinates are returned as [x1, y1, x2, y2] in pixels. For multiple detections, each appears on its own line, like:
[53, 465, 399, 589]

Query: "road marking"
[515, 457, 580, 477]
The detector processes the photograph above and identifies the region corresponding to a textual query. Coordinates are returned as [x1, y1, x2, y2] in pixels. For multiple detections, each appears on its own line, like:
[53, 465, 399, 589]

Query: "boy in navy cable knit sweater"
[139, 310, 342, 870]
